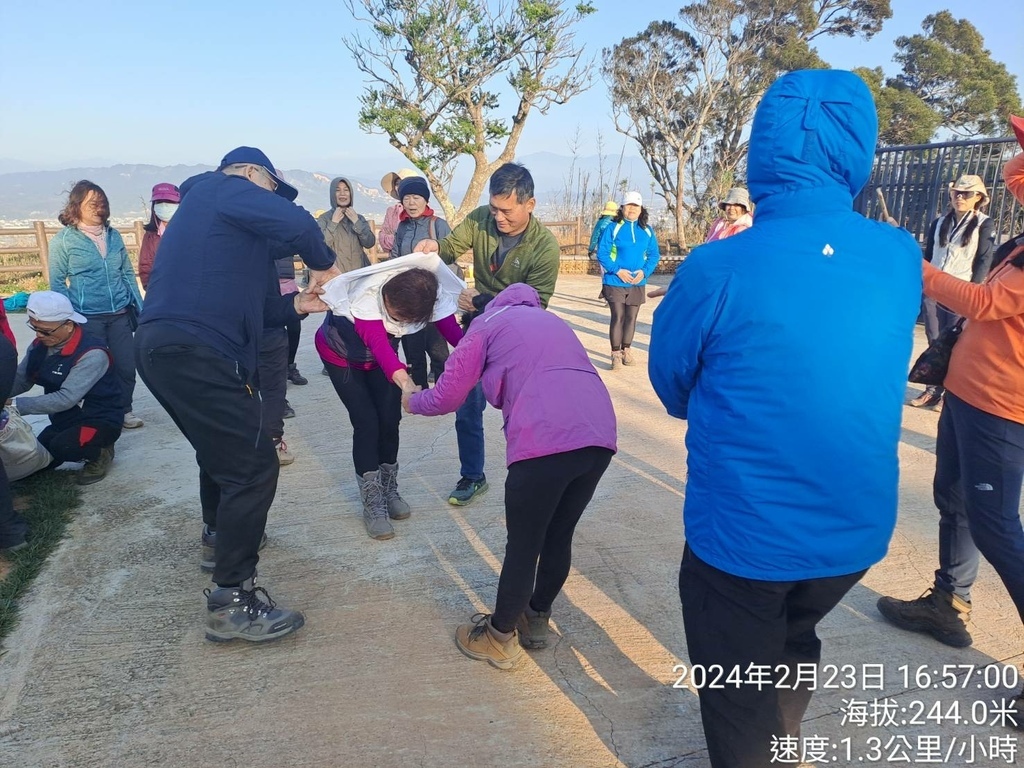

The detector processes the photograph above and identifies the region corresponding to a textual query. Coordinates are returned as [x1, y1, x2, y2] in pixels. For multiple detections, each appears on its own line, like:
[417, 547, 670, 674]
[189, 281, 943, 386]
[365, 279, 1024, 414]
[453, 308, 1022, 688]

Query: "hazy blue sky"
[1, 0, 1021, 173]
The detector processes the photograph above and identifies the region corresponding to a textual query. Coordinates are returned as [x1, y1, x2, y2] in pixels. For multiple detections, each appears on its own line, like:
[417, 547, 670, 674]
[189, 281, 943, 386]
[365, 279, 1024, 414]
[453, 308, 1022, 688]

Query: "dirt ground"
[1, 274, 1022, 767]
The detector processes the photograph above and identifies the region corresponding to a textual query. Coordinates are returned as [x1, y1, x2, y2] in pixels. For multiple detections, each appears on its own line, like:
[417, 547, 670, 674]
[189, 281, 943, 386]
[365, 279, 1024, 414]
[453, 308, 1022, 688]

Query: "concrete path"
[1, 274, 1022, 767]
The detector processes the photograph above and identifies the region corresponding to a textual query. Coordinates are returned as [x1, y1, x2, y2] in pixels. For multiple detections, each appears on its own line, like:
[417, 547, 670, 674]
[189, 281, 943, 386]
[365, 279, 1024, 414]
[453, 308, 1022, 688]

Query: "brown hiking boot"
[455, 613, 523, 670]
[876, 588, 972, 648]
[621, 347, 636, 366]
[77, 446, 114, 485]
[610, 351, 623, 370]
[516, 606, 552, 649]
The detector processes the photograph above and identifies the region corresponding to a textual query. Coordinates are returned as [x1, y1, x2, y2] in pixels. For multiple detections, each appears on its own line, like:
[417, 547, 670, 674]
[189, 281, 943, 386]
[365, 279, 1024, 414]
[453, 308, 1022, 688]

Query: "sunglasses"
[952, 190, 980, 199]
[26, 319, 69, 336]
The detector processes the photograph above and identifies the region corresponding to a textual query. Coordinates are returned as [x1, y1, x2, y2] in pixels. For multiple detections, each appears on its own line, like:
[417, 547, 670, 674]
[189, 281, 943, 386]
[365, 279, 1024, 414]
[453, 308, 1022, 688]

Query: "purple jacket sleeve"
[353, 318, 405, 381]
[434, 314, 463, 347]
[409, 328, 485, 416]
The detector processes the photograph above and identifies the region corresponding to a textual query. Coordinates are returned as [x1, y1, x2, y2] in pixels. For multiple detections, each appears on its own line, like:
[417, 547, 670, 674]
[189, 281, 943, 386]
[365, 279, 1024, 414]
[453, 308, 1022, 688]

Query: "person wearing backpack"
[596, 191, 661, 369]
[390, 176, 452, 388]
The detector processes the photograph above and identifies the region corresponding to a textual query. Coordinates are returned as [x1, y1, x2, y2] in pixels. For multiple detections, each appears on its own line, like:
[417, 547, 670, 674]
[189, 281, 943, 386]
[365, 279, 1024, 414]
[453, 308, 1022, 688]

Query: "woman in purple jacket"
[404, 283, 617, 669]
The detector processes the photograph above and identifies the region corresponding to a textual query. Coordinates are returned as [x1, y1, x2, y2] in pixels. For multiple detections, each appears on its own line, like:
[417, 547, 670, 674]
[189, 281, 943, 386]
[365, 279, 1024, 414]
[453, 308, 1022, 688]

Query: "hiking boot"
[204, 578, 305, 643]
[455, 613, 523, 670]
[448, 475, 488, 506]
[610, 350, 623, 370]
[621, 347, 636, 366]
[122, 412, 144, 429]
[358, 471, 395, 540]
[276, 439, 294, 466]
[287, 364, 308, 386]
[910, 386, 943, 408]
[379, 462, 411, 520]
[516, 605, 552, 649]
[282, 401, 296, 419]
[876, 588, 972, 648]
[77, 446, 114, 486]
[200, 525, 268, 573]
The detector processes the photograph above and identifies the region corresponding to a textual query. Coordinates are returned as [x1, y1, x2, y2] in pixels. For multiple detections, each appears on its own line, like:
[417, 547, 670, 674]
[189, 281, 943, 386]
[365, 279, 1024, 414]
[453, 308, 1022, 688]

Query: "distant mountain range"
[0, 152, 654, 223]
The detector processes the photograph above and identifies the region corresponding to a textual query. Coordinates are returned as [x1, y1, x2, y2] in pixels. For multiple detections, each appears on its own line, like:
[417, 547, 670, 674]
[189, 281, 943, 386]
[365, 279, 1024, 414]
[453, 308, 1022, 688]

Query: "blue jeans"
[934, 392, 1024, 624]
[455, 381, 486, 480]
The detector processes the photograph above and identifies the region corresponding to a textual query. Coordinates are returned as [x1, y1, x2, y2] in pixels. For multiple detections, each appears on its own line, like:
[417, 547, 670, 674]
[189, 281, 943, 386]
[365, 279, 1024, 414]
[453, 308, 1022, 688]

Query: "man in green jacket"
[417, 162, 560, 504]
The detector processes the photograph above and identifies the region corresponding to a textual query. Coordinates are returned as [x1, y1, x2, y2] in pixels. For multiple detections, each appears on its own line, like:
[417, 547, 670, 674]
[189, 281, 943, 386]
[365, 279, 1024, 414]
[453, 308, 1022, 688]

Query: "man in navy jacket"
[136, 147, 339, 644]
[650, 72, 921, 767]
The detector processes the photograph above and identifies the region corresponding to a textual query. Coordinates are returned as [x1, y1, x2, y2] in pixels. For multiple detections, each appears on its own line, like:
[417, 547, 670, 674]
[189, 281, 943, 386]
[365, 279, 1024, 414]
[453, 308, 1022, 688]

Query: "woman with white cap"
[595, 191, 661, 369]
[706, 187, 753, 243]
[910, 174, 995, 408]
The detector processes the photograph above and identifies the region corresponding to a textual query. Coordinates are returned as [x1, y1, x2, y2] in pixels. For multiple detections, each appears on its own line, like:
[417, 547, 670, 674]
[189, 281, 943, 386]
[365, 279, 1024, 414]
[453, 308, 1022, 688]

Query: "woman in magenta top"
[316, 253, 464, 541]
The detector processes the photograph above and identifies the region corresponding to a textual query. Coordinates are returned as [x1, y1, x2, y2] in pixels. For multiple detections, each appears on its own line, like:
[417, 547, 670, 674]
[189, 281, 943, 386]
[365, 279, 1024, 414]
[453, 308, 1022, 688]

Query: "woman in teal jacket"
[49, 181, 145, 428]
[595, 191, 660, 369]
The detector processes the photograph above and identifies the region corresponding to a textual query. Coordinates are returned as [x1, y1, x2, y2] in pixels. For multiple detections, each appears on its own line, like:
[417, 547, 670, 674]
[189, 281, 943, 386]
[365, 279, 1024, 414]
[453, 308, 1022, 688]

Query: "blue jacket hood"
[747, 70, 878, 213]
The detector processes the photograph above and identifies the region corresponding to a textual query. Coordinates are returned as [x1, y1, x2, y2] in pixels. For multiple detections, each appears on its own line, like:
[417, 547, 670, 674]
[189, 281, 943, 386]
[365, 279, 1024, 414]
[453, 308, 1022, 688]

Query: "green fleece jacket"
[437, 206, 560, 308]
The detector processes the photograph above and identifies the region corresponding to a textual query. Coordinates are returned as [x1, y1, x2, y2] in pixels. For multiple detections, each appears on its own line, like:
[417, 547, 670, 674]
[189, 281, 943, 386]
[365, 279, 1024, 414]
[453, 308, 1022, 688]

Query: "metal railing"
[855, 137, 1022, 246]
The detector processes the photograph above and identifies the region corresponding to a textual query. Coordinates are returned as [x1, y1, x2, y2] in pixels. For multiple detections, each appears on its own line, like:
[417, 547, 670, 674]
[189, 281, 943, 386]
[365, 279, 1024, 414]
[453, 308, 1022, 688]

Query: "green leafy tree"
[854, 66, 941, 145]
[890, 11, 1022, 138]
[343, 0, 595, 225]
[603, 0, 891, 243]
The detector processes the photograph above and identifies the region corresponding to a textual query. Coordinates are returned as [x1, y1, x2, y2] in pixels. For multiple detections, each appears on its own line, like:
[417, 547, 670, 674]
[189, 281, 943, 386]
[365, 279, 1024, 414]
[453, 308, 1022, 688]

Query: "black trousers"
[324, 362, 401, 476]
[38, 420, 121, 463]
[0, 335, 28, 548]
[679, 545, 865, 768]
[285, 315, 302, 366]
[84, 311, 136, 415]
[258, 328, 288, 442]
[135, 326, 277, 587]
[491, 446, 613, 632]
[400, 327, 450, 388]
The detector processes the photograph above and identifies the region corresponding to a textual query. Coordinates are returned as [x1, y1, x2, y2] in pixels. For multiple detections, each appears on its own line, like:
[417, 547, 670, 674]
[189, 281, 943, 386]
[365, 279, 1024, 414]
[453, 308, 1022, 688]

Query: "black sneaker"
[287, 364, 308, 386]
[204, 579, 304, 643]
[283, 400, 296, 419]
[448, 475, 489, 506]
[877, 588, 972, 648]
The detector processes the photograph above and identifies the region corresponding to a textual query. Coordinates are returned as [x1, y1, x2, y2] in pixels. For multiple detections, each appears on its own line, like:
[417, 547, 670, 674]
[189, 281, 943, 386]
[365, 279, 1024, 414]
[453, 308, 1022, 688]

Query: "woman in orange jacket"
[877, 120, 1024, 711]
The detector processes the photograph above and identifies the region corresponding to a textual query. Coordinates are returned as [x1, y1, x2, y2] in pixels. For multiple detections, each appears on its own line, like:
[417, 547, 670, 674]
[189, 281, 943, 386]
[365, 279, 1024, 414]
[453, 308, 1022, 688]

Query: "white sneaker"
[276, 439, 294, 466]
[122, 412, 144, 429]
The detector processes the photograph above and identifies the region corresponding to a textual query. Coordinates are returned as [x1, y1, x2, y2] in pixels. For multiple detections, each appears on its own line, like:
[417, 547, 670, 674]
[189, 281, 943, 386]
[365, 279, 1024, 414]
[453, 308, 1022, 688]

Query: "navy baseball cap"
[217, 146, 298, 201]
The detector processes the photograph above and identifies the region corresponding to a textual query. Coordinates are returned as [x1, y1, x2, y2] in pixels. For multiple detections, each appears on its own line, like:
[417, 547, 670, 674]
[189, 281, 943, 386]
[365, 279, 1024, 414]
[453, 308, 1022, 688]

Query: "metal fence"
[855, 137, 1022, 247]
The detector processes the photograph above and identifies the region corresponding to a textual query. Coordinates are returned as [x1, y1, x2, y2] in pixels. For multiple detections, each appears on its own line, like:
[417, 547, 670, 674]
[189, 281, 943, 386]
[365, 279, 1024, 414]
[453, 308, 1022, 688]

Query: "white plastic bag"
[0, 406, 53, 481]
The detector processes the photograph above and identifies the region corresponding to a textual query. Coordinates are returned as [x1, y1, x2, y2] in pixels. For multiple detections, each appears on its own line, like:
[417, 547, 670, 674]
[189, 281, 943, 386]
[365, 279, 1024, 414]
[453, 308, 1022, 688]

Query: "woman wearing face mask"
[138, 183, 180, 290]
[49, 180, 145, 429]
[595, 191, 661, 370]
[910, 175, 996, 409]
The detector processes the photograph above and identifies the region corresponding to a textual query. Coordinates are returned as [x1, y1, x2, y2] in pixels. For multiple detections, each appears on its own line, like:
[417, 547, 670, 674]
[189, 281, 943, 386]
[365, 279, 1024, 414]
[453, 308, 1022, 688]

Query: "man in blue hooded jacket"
[136, 147, 339, 644]
[649, 71, 921, 767]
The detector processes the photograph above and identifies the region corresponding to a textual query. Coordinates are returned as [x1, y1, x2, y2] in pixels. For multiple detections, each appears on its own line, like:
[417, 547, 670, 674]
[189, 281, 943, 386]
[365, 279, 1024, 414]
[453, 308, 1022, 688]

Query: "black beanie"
[398, 176, 430, 203]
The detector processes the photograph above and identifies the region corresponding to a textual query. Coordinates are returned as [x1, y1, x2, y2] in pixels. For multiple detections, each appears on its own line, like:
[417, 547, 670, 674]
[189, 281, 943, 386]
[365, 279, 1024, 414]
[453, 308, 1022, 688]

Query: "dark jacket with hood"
[139, 171, 335, 378]
[316, 177, 375, 273]
[649, 70, 922, 582]
[390, 214, 451, 260]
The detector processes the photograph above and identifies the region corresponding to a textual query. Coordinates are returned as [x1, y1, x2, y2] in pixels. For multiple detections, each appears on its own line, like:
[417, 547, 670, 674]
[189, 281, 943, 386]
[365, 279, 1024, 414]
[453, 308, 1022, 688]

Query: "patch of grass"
[0, 471, 81, 641]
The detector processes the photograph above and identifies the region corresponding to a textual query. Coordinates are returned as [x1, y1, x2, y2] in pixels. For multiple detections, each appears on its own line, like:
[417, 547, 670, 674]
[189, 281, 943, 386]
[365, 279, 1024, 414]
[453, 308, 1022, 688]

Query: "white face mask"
[154, 202, 178, 222]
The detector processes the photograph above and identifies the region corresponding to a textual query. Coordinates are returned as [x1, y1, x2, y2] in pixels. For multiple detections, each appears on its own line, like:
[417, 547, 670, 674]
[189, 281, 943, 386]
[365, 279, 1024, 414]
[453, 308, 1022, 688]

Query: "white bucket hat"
[719, 188, 751, 211]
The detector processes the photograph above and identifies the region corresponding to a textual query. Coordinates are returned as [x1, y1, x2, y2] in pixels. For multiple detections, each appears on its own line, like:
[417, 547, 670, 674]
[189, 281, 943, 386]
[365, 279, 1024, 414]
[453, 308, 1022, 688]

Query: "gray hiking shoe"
[876, 588, 973, 648]
[516, 606, 552, 649]
[379, 462, 411, 520]
[358, 471, 395, 540]
[204, 578, 305, 643]
[200, 525, 268, 573]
